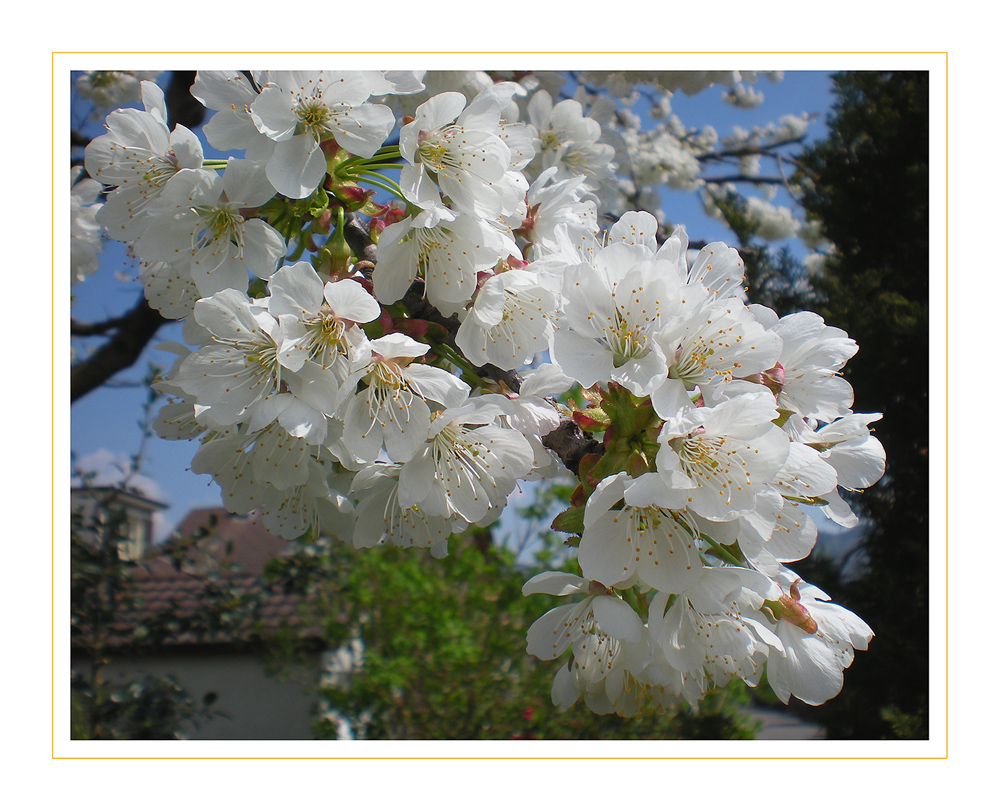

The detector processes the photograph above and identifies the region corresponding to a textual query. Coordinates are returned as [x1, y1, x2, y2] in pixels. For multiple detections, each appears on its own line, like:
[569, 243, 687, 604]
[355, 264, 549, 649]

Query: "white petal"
[325, 279, 381, 324]
[521, 571, 588, 596]
[328, 102, 395, 159]
[578, 508, 635, 588]
[250, 86, 297, 140]
[222, 158, 276, 208]
[591, 595, 643, 643]
[269, 262, 324, 320]
[266, 135, 326, 199]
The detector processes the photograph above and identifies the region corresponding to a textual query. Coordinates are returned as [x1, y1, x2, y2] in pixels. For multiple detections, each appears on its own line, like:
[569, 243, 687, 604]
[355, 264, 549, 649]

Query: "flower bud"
[764, 580, 818, 634]
[392, 318, 430, 340]
[746, 362, 785, 397]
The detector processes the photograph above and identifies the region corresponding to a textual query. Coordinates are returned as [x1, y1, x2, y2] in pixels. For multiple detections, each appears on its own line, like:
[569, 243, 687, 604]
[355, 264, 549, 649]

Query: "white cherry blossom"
[85, 81, 204, 242]
[399, 88, 525, 220]
[71, 167, 104, 282]
[249, 70, 396, 198]
[267, 261, 379, 380]
[341, 333, 469, 463]
[551, 241, 685, 395]
[762, 569, 874, 706]
[454, 268, 556, 370]
[522, 572, 644, 664]
[549, 636, 657, 716]
[807, 412, 886, 490]
[137, 260, 201, 319]
[736, 442, 839, 574]
[397, 397, 534, 524]
[526, 90, 616, 192]
[749, 305, 859, 421]
[652, 388, 791, 521]
[521, 168, 599, 261]
[656, 282, 782, 405]
[191, 70, 270, 155]
[171, 288, 338, 428]
[686, 240, 748, 300]
[373, 203, 512, 314]
[76, 70, 161, 111]
[802, 412, 886, 528]
[350, 463, 457, 559]
[523, 571, 652, 715]
[646, 566, 779, 698]
[135, 160, 285, 298]
[577, 472, 703, 594]
[257, 460, 355, 541]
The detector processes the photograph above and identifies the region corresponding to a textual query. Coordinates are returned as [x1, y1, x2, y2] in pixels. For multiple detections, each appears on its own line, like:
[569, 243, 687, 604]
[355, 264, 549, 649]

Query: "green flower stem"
[333, 155, 366, 175]
[202, 159, 229, 170]
[371, 145, 402, 160]
[327, 206, 353, 276]
[286, 237, 308, 262]
[620, 585, 648, 623]
[700, 533, 743, 567]
[350, 171, 404, 201]
[355, 163, 407, 172]
[332, 147, 401, 177]
[427, 340, 487, 390]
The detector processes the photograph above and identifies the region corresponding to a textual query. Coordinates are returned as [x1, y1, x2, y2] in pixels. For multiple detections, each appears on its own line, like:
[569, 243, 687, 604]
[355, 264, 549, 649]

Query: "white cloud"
[70, 448, 167, 503]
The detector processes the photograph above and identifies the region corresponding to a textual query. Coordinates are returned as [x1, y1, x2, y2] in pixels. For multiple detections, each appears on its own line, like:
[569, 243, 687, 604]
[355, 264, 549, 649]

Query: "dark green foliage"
[71, 673, 219, 741]
[790, 72, 930, 738]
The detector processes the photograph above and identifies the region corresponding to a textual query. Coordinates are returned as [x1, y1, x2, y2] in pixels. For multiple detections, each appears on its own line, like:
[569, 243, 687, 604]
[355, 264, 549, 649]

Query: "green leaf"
[551, 505, 586, 535]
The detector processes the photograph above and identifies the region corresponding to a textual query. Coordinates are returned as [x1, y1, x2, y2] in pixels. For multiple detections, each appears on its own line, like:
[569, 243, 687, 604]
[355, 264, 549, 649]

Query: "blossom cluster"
[521, 215, 882, 710]
[75, 70, 163, 113]
[71, 166, 104, 282]
[79, 70, 884, 716]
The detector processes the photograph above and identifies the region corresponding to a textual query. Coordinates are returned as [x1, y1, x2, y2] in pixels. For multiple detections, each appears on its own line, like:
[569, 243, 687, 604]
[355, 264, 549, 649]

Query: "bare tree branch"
[541, 420, 602, 477]
[71, 315, 126, 336]
[343, 213, 379, 267]
[697, 135, 807, 162]
[702, 175, 789, 185]
[71, 297, 166, 403]
[163, 71, 204, 131]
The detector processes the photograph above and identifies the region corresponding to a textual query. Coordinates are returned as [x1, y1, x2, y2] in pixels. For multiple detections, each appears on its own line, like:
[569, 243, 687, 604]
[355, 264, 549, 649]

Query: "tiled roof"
[73, 509, 323, 650]
[160, 508, 292, 575]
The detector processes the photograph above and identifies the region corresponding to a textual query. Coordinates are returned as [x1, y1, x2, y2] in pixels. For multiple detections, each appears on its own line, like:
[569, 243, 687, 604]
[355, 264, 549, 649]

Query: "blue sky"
[69, 69, 839, 540]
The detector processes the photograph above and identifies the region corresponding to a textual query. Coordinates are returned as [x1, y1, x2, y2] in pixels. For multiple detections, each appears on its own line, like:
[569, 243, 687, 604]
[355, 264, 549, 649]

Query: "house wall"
[72, 649, 323, 740]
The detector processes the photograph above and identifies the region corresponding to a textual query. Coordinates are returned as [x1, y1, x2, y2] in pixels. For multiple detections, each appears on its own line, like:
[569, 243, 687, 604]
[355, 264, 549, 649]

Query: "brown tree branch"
[71, 315, 126, 336]
[71, 297, 167, 403]
[343, 213, 379, 267]
[541, 420, 602, 477]
[697, 135, 807, 162]
[702, 175, 788, 186]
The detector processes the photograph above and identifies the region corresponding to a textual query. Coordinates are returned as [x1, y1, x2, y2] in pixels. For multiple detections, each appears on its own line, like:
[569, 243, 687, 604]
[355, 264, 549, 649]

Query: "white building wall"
[73, 649, 323, 740]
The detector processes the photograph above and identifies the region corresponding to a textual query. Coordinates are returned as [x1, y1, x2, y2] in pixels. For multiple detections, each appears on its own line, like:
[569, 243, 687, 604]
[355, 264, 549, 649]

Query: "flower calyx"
[746, 362, 785, 397]
[763, 580, 818, 634]
[591, 383, 661, 479]
[572, 405, 609, 434]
